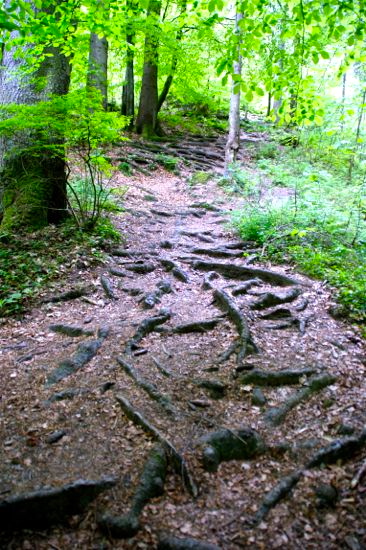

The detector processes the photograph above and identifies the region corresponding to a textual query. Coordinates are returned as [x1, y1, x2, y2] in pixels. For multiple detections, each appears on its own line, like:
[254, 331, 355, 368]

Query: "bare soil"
[0, 165, 365, 550]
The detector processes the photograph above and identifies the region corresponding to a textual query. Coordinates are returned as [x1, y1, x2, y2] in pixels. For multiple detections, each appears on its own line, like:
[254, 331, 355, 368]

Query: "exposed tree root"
[139, 278, 173, 309]
[125, 262, 156, 274]
[117, 357, 178, 416]
[194, 378, 227, 399]
[213, 288, 257, 364]
[259, 307, 293, 320]
[197, 427, 266, 472]
[160, 258, 190, 282]
[111, 249, 150, 258]
[239, 368, 317, 386]
[46, 327, 110, 385]
[0, 478, 116, 531]
[151, 208, 174, 217]
[167, 318, 223, 334]
[253, 429, 366, 525]
[217, 341, 240, 364]
[116, 395, 198, 497]
[139, 291, 161, 309]
[41, 286, 92, 303]
[190, 247, 246, 258]
[192, 260, 301, 286]
[152, 357, 173, 377]
[250, 288, 302, 310]
[253, 470, 303, 525]
[100, 275, 117, 300]
[158, 534, 221, 550]
[306, 429, 366, 468]
[190, 202, 223, 212]
[98, 445, 167, 539]
[125, 310, 171, 354]
[48, 324, 94, 337]
[231, 279, 262, 295]
[264, 373, 337, 426]
[202, 271, 220, 290]
[109, 267, 129, 277]
[197, 234, 216, 243]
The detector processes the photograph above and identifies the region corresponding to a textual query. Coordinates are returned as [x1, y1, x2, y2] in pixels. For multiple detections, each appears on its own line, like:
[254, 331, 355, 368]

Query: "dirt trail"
[0, 168, 365, 549]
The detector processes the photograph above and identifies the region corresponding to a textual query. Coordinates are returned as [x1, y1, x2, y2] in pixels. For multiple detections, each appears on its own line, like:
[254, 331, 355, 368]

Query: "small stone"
[133, 349, 148, 356]
[100, 382, 115, 394]
[252, 387, 266, 406]
[157, 279, 173, 294]
[235, 363, 255, 375]
[195, 379, 227, 399]
[46, 430, 67, 444]
[314, 484, 338, 508]
[189, 400, 211, 408]
[160, 240, 174, 249]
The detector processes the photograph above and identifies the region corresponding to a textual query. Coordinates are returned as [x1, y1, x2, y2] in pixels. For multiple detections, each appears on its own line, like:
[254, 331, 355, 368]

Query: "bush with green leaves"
[232, 139, 366, 324]
[0, 89, 128, 231]
[219, 163, 260, 196]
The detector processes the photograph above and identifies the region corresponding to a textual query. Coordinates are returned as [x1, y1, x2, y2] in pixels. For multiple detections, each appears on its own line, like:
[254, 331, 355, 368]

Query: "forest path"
[0, 163, 366, 549]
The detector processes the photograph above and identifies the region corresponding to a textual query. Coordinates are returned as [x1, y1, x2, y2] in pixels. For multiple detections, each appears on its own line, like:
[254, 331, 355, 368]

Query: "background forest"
[0, 0, 365, 325]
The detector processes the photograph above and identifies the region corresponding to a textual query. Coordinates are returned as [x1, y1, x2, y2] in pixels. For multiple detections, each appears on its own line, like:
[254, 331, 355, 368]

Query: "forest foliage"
[0, 0, 365, 323]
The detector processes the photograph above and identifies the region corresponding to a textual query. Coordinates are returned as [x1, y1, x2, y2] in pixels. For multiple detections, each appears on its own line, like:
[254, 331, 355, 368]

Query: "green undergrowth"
[231, 133, 366, 325]
[0, 218, 121, 317]
[159, 111, 227, 136]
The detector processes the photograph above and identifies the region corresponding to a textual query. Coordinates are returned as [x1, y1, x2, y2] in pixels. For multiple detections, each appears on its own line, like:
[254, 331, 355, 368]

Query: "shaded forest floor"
[0, 132, 366, 549]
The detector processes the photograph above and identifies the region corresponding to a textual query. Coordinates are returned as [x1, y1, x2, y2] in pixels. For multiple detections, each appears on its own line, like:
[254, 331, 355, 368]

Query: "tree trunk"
[340, 72, 346, 133]
[224, 10, 243, 175]
[157, 59, 177, 114]
[0, 23, 71, 230]
[135, 0, 161, 137]
[87, 33, 109, 109]
[273, 97, 282, 123]
[121, 33, 135, 126]
[266, 91, 272, 118]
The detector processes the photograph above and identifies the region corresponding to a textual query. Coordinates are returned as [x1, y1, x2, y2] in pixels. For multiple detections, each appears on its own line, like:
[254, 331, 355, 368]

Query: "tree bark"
[0, 27, 71, 230]
[266, 91, 272, 118]
[87, 33, 109, 110]
[121, 0, 138, 126]
[121, 33, 135, 126]
[224, 10, 243, 175]
[135, 0, 161, 137]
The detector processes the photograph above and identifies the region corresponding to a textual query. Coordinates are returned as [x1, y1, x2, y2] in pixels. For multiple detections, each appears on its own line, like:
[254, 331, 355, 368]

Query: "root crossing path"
[1, 171, 365, 549]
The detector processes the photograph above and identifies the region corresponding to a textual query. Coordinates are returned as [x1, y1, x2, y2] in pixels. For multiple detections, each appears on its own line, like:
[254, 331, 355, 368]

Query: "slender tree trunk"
[157, 56, 177, 114]
[0, 13, 71, 230]
[224, 10, 243, 175]
[273, 97, 282, 123]
[87, 33, 109, 109]
[340, 72, 347, 132]
[121, 32, 135, 126]
[266, 91, 272, 118]
[348, 87, 366, 181]
[136, 0, 161, 137]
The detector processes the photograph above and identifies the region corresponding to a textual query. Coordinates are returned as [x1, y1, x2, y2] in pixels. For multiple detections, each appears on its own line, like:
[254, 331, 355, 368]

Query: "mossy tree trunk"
[0, 10, 71, 231]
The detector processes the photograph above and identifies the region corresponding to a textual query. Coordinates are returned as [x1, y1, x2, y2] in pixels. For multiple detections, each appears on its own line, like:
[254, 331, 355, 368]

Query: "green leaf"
[320, 50, 330, 59]
[245, 90, 253, 102]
